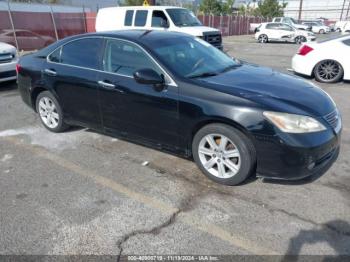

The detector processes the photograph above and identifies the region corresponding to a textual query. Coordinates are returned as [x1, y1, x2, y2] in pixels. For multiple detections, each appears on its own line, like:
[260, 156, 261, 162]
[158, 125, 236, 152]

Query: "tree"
[254, 0, 287, 18]
[221, 0, 235, 15]
[199, 0, 235, 15]
[199, 0, 221, 15]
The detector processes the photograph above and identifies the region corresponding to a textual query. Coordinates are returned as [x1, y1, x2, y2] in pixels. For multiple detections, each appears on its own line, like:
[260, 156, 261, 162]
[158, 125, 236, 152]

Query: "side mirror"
[133, 68, 165, 86]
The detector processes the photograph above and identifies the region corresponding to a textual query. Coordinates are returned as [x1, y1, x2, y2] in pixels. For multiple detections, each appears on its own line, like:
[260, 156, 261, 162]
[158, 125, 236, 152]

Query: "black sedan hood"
[200, 63, 335, 117]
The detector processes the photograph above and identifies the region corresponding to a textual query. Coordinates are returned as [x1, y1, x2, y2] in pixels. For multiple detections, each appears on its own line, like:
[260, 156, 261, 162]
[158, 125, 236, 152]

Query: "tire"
[314, 60, 344, 83]
[295, 36, 306, 44]
[319, 29, 325, 34]
[336, 28, 341, 33]
[258, 34, 268, 43]
[36, 91, 69, 132]
[192, 124, 256, 186]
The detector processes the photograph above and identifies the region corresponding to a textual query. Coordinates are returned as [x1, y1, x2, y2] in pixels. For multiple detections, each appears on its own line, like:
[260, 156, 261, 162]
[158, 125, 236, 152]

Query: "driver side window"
[103, 39, 162, 78]
[279, 24, 294, 31]
[152, 10, 168, 27]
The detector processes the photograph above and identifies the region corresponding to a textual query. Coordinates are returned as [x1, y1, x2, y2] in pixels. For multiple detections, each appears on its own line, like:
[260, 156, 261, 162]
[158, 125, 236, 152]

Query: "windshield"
[290, 18, 299, 24]
[166, 8, 202, 27]
[151, 36, 240, 78]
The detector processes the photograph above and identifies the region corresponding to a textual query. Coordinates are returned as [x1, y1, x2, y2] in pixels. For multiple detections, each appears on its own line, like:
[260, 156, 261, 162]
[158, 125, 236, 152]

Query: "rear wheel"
[36, 91, 69, 132]
[192, 124, 256, 186]
[314, 60, 344, 83]
[258, 34, 268, 43]
[319, 29, 325, 34]
[295, 36, 307, 44]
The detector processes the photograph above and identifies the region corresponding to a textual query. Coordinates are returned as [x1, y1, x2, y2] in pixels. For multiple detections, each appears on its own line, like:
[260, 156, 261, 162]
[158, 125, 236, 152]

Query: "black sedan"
[17, 30, 341, 185]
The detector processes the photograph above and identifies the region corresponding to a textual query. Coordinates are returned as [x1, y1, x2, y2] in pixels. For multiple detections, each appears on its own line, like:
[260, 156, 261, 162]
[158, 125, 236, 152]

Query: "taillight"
[16, 64, 21, 74]
[298, 45, 314, 56]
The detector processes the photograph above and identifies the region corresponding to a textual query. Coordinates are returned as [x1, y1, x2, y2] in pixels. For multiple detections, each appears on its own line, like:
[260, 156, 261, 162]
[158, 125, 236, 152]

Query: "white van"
[95, 6, 223, 49]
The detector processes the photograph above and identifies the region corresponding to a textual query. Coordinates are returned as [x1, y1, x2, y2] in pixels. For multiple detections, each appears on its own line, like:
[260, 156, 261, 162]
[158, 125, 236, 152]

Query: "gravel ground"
[0, 33, 349, 258]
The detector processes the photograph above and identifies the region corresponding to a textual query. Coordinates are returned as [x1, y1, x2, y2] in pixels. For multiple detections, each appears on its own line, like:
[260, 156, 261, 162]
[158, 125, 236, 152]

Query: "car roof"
[90, 30, 189, 42]
[36, 30, 192, 56]
[98, 6, 186, 11]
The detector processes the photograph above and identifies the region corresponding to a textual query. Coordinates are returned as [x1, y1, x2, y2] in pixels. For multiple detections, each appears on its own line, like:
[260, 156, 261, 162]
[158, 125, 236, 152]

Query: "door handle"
[44, 69, 57, 76]
[98, 80, 116, 89]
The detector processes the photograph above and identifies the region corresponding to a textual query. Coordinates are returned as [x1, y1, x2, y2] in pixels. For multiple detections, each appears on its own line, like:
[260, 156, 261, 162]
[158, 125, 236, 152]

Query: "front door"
[97, 38, 179, 148]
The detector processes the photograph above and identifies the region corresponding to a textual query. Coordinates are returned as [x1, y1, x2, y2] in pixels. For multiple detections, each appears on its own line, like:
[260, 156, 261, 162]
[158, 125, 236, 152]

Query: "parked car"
[334, 21, 349, 32]
[17, 31, 341, 185]
[292, 35, 350, 83]
[0, 29, 55, 51]
[95, 6, 222, 49]
[341, 22, 350, 35]
[255, 23, 316, 44]
[272, 17, 311, 31]
[302, 21, 330, 34]
[0, 42, 18, 83]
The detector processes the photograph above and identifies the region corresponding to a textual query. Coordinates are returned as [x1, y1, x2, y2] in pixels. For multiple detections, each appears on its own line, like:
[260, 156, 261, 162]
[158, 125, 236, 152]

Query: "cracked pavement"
[0, 33, 350, 256]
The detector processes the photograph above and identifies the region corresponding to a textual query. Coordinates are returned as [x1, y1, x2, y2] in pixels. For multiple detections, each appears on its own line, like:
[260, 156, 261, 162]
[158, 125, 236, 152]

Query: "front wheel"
[36, 91, 69, 132]
[192, 124, 256, 186]
[319, 29, 325, 34]
[295, 36, 307, 44]
[314, 60, 344, 83]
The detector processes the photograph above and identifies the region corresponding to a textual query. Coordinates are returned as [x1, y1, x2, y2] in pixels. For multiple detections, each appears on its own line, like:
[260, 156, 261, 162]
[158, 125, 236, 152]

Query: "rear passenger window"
[103, 39, 161, 77]
[135, 10, 148, 27]
[266, 23, 278, 29]
[124, 10, 134, 26]
[48, 47, 61, 63]
[60, 38, 103, 70]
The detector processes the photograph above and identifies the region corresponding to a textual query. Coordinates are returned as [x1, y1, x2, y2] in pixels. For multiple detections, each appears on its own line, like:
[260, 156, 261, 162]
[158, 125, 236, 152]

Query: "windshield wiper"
[220, 64, 241, 73]
[187, 72, 218, 79]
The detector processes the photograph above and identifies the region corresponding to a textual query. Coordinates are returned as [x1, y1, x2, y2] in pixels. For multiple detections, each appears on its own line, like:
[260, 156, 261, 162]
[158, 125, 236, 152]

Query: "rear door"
[44, 37, 104, 129]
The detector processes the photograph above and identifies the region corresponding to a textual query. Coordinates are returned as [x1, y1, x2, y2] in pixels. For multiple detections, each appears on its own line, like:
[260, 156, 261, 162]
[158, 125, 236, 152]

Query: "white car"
[0, 42, 18, 83]
[255, 23, 316, 44]
[95, 6, 222, 49]
[302, 22, 330, 34]
[292, 35, 350, 83]
[334, 21, 349, 32]
[341, 22, 350, 35]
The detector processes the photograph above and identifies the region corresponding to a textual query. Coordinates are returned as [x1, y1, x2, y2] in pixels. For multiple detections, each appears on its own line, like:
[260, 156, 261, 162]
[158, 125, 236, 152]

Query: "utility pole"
[340, 0, 346, 20]
[346, 0, 350, 20]
[298, 0, 303, 21]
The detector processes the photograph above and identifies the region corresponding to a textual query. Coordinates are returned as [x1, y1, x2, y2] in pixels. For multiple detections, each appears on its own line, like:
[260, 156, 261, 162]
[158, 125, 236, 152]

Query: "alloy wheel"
[316, 60, 342, 82]
[259, 35, 268, 43]
[38, 97, 59, 129]
[295, 36, 306, 44]
[198, 134, 241, 179]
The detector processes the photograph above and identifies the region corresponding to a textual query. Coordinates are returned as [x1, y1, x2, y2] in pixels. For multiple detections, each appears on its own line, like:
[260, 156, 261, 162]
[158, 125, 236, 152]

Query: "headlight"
[263, 111, 326, 133]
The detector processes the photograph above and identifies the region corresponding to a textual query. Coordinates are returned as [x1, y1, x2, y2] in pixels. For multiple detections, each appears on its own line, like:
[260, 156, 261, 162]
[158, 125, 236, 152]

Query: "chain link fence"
[0, 1, 269, 51]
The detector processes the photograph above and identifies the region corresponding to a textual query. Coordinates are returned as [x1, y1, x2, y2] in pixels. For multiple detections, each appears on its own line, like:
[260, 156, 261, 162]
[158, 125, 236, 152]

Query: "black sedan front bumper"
[253, 127, 341, 181]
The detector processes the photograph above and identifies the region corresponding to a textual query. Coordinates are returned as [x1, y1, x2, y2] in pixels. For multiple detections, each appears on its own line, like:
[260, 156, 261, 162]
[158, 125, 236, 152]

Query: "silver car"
[0, 42, 18, 83]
